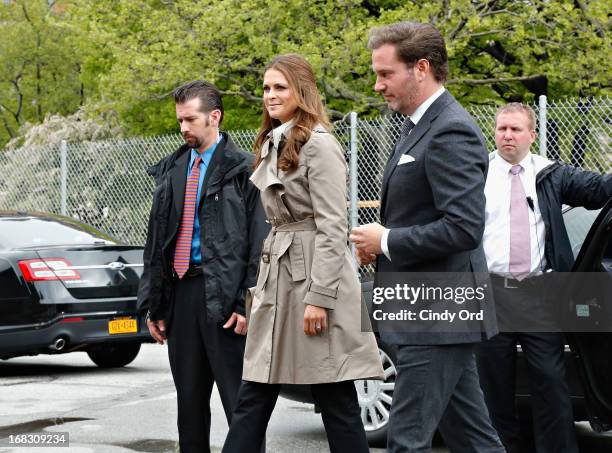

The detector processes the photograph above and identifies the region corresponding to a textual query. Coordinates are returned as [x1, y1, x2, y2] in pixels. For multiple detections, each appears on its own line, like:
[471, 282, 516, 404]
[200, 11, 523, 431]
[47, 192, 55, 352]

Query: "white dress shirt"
[381, 87, 446, 260]
[484, 151, 550, 275]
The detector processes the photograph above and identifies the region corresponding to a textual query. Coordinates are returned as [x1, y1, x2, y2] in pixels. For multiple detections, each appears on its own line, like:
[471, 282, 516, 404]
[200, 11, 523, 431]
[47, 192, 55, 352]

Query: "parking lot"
[0, 344, 387, 453]
[1, 344, 611, 452]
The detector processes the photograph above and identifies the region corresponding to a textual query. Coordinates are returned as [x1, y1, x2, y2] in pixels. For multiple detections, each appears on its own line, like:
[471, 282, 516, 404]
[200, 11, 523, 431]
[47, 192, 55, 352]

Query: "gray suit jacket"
[376, 90, 498, 345]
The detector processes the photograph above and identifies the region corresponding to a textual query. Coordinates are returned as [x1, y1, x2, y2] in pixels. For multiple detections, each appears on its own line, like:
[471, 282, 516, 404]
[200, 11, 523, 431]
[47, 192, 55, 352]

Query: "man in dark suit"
[137, 80, 268, 453]
[350, 22, 504, 452]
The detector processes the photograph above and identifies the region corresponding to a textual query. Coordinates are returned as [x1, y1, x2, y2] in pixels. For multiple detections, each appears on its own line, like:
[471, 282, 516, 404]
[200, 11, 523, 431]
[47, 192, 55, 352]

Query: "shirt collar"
[190, 132, 222, 162]
[410, 86, 446, 126]
[494, 150, 533, 174]
[272, 119, 294, 149]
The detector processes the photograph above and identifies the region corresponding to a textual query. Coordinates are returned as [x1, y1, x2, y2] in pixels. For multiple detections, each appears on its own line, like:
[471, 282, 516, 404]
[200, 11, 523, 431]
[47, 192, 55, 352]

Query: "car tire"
[86, 342, 141, 368]
[355, 340, 397, 447]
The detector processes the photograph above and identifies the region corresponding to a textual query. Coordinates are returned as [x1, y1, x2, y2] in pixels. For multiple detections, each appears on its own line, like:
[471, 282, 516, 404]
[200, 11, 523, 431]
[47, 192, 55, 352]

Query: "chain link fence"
[350, 95, 611, 231]
[0, 95, 609, 247]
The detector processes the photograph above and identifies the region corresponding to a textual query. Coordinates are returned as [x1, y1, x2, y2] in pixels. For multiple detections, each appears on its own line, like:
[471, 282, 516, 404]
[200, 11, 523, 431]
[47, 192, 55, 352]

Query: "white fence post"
[539, 95, 547, 157]
[60, 140, 68, 215]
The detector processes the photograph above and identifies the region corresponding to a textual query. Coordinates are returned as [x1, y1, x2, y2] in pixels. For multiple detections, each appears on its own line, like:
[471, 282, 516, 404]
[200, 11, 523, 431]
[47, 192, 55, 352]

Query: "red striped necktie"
[174, 156, 202, 279]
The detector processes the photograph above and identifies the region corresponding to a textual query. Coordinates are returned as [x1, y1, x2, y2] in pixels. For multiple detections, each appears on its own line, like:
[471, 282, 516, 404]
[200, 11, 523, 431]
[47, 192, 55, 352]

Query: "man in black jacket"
[137, 80, 268, 453]
[478, 102, 612, 453]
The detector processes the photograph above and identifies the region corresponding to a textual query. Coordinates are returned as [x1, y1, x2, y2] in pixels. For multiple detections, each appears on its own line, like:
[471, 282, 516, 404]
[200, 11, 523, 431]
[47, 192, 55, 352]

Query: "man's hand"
[355, 247, 377, 266]
[304, 304, 328, 336]
[223, 312, 248, 335]
[147, 318, 167, 345]
[350, 223, 385, 256]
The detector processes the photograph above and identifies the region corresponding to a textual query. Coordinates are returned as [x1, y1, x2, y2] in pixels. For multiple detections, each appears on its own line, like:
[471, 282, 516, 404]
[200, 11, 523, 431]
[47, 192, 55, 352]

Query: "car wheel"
[86, 342, 141, 368]
[355, 341, 397, 447]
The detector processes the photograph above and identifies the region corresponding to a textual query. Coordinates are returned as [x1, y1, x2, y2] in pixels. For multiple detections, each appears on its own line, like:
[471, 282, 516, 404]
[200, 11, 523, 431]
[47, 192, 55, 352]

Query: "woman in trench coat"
[222, 54, 383, 453]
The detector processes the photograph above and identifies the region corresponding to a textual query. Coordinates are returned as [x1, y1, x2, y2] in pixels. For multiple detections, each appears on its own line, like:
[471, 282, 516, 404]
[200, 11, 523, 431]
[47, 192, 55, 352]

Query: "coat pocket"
[288, 237, 307, 282]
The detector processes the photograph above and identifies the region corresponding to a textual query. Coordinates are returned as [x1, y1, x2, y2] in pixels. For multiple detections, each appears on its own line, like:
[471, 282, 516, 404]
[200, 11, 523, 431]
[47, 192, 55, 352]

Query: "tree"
[1, 0, 609, 147]
[0, 0, 87, 145]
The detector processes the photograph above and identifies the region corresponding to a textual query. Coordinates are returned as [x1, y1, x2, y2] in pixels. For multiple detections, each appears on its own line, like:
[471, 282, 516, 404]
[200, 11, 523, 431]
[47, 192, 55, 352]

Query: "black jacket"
[137, 132, 269, 327]
[534, 160, 612, 272]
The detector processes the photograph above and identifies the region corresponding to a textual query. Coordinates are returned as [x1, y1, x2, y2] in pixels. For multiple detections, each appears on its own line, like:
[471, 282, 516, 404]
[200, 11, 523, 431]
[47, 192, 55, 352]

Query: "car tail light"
[18, 258, 81, 281]
[61, 317, 85, 323]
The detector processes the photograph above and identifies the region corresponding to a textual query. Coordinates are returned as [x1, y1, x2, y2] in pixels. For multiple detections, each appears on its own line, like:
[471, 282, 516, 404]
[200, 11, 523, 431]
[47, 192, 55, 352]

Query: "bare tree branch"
[447, 75, 545, 86]
[20, 1, 44, 121]
[0, 108, 16, 139]
[321, 81, 382, 106]
[217, 74, 261, 103]
[0, 102, 17, 121]
[11, 74, 24, 122]
[574, 0, 605, 38]
[480, 8, 522, 19]
[462, 29, 514, 38]
[448, 18, 468, 40]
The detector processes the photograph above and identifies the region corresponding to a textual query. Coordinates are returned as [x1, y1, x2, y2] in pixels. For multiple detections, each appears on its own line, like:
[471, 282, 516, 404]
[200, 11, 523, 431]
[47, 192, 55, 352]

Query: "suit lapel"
[381, 119, 430, 191]
[380, 91, 455, 220]
[170, 150, 190, 219]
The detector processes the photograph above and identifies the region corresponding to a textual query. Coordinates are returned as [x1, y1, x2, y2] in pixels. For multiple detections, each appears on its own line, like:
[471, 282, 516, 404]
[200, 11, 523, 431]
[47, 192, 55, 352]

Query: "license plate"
[108, 317, 137, 334]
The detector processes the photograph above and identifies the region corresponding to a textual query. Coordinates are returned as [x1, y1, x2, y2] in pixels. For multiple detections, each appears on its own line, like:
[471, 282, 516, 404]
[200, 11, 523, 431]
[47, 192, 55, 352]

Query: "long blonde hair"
[253, 54, 331, 171]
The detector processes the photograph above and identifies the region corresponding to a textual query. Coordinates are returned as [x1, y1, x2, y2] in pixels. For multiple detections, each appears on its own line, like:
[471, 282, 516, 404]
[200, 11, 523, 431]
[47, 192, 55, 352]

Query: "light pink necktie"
[509, 165, 531, 276]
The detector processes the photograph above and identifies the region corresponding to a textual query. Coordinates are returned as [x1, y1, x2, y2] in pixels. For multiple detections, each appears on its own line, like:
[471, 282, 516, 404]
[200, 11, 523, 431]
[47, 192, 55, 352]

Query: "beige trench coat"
[243, 126, 384, 384]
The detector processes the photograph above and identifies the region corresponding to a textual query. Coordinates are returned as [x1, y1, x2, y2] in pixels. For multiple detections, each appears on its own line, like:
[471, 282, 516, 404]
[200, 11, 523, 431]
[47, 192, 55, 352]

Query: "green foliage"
[1, 0, 609, 148]
[0, 0, 87, 146]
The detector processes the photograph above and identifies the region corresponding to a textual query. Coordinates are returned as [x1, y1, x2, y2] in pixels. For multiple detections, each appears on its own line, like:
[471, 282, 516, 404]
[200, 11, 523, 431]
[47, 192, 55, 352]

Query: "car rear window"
[563, 207, 602, 259]
[0, 217, 115, 248]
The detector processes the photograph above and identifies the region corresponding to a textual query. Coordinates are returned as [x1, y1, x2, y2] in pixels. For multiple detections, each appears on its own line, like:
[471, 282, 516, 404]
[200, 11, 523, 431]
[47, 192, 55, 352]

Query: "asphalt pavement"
[1, 344, 610, 452]
[0, 344, 391, 452]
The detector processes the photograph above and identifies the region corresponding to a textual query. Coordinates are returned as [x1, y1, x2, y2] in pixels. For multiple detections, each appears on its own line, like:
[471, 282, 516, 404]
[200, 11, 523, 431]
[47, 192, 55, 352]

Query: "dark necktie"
[174, 156, 202, 279]
[390, 117, 415, 162]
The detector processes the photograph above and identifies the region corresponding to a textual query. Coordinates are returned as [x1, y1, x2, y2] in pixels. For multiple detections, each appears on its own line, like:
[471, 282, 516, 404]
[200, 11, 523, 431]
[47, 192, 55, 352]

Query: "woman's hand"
[304, 304, 328, 336]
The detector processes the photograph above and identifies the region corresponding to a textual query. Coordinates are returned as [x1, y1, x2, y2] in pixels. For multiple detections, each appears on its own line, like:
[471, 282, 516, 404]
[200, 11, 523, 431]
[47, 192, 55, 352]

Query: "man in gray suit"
[350, 21, 504, 452]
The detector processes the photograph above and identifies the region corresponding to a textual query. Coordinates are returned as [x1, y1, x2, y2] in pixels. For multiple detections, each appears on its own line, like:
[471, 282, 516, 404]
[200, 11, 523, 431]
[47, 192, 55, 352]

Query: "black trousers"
[167, 274, 247, 453]
[222, 380, 369, 453]
[477, 281, 578, 453]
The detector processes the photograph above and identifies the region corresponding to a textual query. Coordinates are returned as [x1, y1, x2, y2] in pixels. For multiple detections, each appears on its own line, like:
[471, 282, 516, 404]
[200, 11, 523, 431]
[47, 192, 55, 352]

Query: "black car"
[0, 211, 151, 368]
[281, 201, 612, 446]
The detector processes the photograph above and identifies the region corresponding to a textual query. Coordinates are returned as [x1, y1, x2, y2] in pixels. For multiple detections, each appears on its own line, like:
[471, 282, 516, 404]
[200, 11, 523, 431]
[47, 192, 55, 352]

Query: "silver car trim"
[44, 263, 143, 270]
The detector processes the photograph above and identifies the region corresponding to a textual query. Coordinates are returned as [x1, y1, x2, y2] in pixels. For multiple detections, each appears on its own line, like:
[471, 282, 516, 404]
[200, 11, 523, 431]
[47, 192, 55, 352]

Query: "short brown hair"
[173, 80, 224, 125]
[495, 103, 537, 131]
[368, 21, 449, 83]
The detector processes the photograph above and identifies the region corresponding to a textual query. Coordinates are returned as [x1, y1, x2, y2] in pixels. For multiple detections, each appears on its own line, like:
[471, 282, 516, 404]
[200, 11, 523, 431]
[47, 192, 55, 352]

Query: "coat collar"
[251, 123, 328, 192]
[251, 136, 283, 193]
[168, 132, 249, 217]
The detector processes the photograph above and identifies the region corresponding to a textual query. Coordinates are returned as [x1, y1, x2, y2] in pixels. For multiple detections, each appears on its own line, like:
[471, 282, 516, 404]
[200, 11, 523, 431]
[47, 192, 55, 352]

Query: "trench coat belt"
[272, 217, 316, 232]
[260, 217, 316, 265]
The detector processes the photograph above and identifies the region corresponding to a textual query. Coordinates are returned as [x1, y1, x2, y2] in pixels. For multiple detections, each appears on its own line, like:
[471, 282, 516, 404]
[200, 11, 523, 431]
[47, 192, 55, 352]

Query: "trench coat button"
[262, 253, 270, 264]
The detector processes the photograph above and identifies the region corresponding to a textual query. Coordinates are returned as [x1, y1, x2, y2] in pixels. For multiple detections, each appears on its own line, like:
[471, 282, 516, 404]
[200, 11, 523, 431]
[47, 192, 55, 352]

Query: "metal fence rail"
[0, 95, 609, 247]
